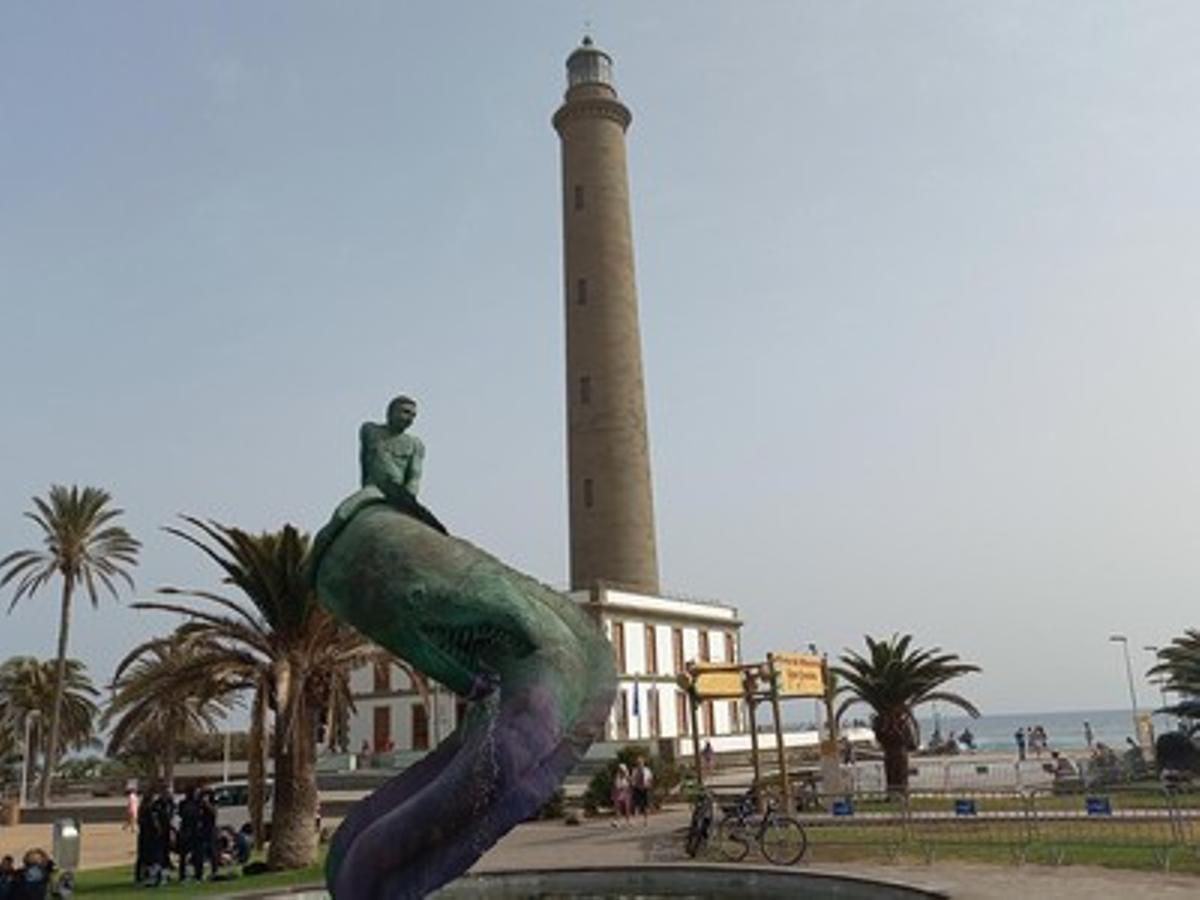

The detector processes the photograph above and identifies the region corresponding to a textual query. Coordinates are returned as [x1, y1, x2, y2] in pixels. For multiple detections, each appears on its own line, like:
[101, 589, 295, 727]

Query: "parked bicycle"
[714, 790, 808, 865]
[684, 790, 715, 858]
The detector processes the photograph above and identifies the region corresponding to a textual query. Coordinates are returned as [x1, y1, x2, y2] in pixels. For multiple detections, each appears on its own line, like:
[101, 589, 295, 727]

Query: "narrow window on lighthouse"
[574, 184, 584, 210]
[584, 478, 594, 508]
[576, 278, 588, 304]
[579, 376, 591, 404]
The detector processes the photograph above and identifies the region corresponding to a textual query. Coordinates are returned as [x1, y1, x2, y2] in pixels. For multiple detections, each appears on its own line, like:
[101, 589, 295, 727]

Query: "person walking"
[1083, 721, 1094, 749]
[1014, 727, 1027, 762]
[610, 763, 632, 827]
[631, 757, 654, 827]
[123, 787, 139, 833]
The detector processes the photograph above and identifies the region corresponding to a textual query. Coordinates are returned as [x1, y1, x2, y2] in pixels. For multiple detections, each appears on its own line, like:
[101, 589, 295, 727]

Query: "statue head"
[386, 395, 417, 433]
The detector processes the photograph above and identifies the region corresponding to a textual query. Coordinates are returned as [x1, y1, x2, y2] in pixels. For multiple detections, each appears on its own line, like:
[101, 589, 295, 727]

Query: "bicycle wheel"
[684, 795, 712, 858]
[759, 816, 807, 865]
[715, 816, 750, 862]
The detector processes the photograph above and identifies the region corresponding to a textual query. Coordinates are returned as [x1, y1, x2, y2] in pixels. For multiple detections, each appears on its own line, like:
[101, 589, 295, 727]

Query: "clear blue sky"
[2, 2, 1197, 715]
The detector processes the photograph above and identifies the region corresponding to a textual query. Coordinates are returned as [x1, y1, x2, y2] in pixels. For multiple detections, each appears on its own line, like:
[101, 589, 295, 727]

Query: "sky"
[1, 2, 1197, 717]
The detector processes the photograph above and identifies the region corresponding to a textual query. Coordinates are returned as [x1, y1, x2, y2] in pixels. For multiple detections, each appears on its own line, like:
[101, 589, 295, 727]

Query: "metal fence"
[704, 783, 1200, 872]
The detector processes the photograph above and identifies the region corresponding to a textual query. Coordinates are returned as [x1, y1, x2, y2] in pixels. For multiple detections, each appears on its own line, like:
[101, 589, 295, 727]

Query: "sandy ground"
[4, 808, 1199, 898]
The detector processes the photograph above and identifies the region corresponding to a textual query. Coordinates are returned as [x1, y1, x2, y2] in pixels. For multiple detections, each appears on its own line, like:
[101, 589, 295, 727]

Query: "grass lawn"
[73, 854, 326, 899]
[794, 820, 1200, 874]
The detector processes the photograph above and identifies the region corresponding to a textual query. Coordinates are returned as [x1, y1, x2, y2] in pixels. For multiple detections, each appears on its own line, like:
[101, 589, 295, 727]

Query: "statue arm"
[404, 439, 424, 496]
[359, 423, 407, 492]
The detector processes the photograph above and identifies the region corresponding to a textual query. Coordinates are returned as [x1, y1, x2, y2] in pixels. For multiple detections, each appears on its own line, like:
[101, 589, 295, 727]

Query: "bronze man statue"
[309, 395, 446, 572]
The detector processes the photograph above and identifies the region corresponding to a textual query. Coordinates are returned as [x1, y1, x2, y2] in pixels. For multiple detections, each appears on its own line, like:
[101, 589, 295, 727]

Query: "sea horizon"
[784, 707, 1178, 752]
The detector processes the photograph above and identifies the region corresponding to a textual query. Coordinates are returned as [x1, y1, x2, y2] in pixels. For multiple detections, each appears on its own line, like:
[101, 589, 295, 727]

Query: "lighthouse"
[553, 37, 660, 595]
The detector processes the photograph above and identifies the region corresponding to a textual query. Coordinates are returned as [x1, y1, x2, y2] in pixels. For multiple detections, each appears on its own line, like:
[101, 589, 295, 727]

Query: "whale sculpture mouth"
[313, 504, 615, 900]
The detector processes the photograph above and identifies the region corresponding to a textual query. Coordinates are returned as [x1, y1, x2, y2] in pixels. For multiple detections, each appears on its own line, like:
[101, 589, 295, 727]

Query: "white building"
[345, 655, 463, 756]
[344, 583, 744, 754]
[573, 584, 743, 745]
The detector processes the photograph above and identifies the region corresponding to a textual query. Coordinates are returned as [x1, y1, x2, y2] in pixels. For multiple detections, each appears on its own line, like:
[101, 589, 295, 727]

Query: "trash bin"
[52, 818, 82, 872]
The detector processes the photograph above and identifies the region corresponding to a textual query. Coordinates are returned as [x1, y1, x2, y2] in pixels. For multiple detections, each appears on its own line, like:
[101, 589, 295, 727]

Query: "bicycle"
[714, 790, 808, 865]
[684, 790, 715, 858]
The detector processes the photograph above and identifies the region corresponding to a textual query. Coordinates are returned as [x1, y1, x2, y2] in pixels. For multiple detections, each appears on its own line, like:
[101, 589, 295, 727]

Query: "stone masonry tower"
[553, 37, 660, 595]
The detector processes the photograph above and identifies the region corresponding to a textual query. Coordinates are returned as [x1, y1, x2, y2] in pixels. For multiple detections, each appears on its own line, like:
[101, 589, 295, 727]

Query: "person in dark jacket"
[134, 787, 156, 884]
[197, 785, 219, 879]
[12, 849, 52, 900]
[0, 855, 17, 900]
[176, 786, 201, 881]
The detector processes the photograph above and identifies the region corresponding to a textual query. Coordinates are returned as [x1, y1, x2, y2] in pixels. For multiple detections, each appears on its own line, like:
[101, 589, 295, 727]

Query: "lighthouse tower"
[553, 38, 660, 595]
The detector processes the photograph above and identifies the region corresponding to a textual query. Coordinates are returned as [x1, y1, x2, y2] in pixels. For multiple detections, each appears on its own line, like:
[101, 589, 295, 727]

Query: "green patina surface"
[308, 395, 616, 897]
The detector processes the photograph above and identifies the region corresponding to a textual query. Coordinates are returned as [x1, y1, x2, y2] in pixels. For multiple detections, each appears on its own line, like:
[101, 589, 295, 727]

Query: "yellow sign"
[688, 664, 745, 699]
[771, 652, 825, 698]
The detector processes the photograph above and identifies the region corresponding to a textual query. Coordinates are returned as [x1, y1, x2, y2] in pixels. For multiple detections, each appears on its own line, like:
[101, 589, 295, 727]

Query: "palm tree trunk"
[267, 702, 319, 869]
[39, 578, 74, 806]
[25, 721, 40, 798]
[164, 732, 177, 794]
[248, 680, 267, 848]
[882, 738, 910, 793]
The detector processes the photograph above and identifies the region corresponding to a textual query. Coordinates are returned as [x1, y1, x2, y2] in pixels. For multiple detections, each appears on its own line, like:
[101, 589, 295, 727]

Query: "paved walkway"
[5, 808, 1200, 898]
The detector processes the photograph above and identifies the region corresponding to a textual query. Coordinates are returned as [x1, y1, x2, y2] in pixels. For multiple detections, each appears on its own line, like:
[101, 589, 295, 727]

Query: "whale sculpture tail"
[312, 503, 616, 899]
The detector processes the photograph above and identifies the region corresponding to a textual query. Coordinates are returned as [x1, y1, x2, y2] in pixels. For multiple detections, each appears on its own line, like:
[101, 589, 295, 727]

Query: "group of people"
[0, 850, 54, 900]
[609, 757, 654, 827]
[131, 782, 247, 886]
[1013, 724, 1050, 760]
[928, 728, 976, 754]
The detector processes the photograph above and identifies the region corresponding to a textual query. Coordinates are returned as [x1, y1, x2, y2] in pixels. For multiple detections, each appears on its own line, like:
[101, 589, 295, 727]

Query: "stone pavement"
[5, 807, 1200, 898]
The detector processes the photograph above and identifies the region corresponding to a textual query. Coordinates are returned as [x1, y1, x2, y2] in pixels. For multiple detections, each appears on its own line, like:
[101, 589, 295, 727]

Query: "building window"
[703, 700, 715, 736]
[580, 376, 591, 404]
[411, 704, 429, 751]
[455, 699, 468, 728]
[699, 630, 710, 663]
[725, 632, 736, 664]
[372, 658, 391, 692]
[611, 621, 626, 673]
[574, 185, 584, 210]
[373, 706, 391, 752]
[584, 478, 594, 508]
[617, 690, 629, 740]
[645, 625, 657, 674]
[577, 278, 588, 305]
[729, 700, 741, 732]
[676, 691, 690, 736]
[672, 628, 684, 674]
[649, 688, 661, 737]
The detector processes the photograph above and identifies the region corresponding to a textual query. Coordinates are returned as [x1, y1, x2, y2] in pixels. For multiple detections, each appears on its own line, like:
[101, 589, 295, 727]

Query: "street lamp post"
[1109, 635, 1140, 742]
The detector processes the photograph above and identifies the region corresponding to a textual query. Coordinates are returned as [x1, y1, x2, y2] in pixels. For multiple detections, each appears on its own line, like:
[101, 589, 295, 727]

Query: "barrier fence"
[703, 784, 1200, 872]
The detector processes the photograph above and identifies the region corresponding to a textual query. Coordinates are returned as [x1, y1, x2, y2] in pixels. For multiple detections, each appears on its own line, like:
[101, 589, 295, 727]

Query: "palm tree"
[834, 634, 980, 792]
[0, 485, 139, 805]
[0, 656, 100, 792]
[102, 637, 238, 790]
[1149, 629, 1200, 725]
[132, 517, 374, 869]
[1149, 629, 1200, 697]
